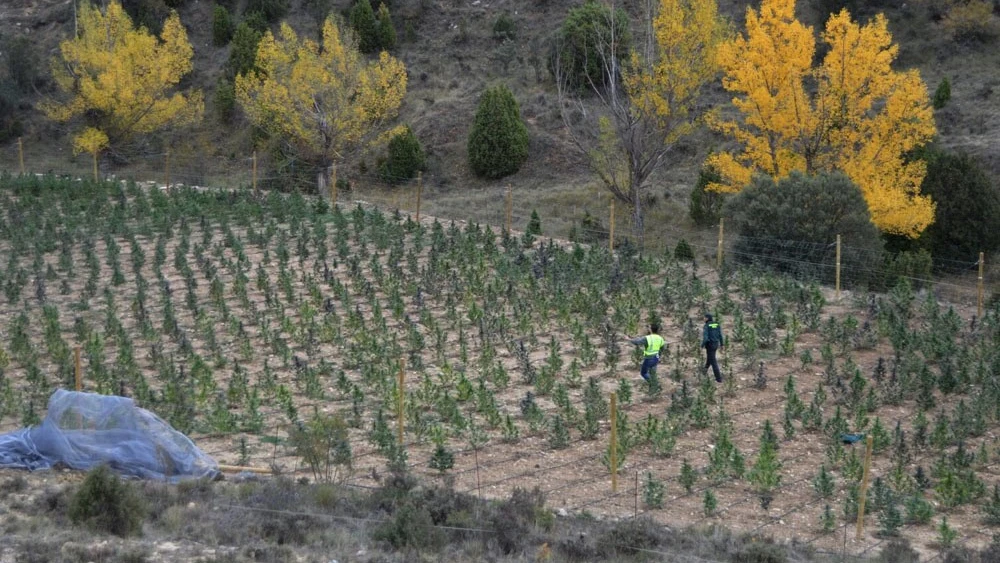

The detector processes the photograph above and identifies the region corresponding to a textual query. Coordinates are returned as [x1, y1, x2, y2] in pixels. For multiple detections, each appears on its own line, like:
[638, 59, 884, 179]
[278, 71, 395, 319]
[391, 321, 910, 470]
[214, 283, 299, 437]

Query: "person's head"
[704, 313, 713, 323]
[650, 322, 660, 334]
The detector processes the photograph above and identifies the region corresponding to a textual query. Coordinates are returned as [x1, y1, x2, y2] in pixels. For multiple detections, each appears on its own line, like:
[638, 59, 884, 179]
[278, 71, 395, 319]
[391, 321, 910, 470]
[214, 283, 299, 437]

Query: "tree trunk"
[631, 193, 644, 250]
[317, 168, 326, 197]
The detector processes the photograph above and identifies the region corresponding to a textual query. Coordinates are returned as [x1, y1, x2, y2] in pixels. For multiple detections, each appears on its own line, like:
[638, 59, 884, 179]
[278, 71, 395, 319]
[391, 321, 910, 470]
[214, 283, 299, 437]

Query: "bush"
[674, 239, 694, 262]
[121, 0, 170, 34]
[380, 126, 425, 184]
[4, 36, 38, 93]
[227, 23, 263, 79]
[942, 0, 997, 42]
[689, 165, 727, 226]
[724, 171, 884, 287]
[214, 79, 237, 123]
[305, 0, 335, 27]
[569, 210, 608, 243]
[880, 538, 920, 563]
[933, 77, 951, 110]
[244, 0, 289, 24]
[493, 12, 517, 42]
[468, 84, 529, 179]
[0, 86, 25, 145]
[288, 412, 353, 483]
[919, 148, 1000, 264]
[549, 0, 631, 91]
[377, 3, 396, 51]
[212, 5, 235, 46]
[69, 465, 146, 537]
[350, 0, 380, 54]
[884, 249, 933, 290]
[373, 500, 442, 549]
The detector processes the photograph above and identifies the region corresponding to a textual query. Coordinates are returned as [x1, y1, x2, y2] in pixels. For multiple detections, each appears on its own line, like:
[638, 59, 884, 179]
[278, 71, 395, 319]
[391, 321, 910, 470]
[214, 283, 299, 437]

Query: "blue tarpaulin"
[0, 389, 218, 481]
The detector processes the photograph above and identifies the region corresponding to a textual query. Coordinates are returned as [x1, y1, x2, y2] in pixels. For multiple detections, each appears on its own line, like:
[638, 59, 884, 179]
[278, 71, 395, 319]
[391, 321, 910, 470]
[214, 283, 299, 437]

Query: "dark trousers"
[640, 355, 659, 380]
[704, 342, 721, 382]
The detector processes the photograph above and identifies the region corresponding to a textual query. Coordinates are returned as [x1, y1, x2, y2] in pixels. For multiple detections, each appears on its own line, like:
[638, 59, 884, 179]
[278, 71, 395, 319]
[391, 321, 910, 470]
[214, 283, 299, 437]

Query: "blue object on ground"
[0, 389, 219, 481]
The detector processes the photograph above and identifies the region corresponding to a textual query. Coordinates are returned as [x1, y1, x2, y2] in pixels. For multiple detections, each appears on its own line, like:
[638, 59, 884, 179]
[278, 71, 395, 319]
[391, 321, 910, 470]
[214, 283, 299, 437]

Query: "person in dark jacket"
[702, 313, 724, 382]
[629, 322, 665, 381]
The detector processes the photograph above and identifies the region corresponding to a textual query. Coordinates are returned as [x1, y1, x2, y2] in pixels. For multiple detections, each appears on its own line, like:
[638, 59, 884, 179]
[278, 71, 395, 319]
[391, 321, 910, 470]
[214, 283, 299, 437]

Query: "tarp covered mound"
[0, 389, 219, 481]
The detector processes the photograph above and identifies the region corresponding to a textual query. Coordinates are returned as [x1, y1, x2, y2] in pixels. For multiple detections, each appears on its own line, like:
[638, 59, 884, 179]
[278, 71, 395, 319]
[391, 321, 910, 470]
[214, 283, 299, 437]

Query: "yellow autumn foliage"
[41, 1, 203, 150]
[707, 0, 937, 238]
[235, 17, 407, 175]
[623, 0, 728, 141]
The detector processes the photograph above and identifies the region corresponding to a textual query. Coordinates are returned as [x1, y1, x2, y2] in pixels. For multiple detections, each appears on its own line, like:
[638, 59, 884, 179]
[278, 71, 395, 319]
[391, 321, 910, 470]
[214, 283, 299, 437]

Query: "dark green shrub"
[919, 148, 1000, 264]
[214, 79, 237, 123]
[526, 209, 542, 236]
[350, 0, 380, 54]
[243, 10, 269, 32]
[933, 77, 951, 109]
[69, 465, 146, 537]
[4, 36, 38, 93]
[674, 239, 694, 262]
[689, 165, 727, 226]
[0, 86, 24, 145]
[244, 0, 288, 24]
[212, 5, 235, 46]
[569, 210, 607, 243]
[227, 22, 263, 79]
[377, 3, 396, 51]
[493, 12, 517, 41]
[121, 0, 170, 34]
[549, 0, 631, 91]
[468, 84, 529, 179]
[374, 501, 441, 549]
[381, 126, 425, 184]
[304, 0, 335, 27]
[724, 171, 884, 287]
[883, 249, 933, 290]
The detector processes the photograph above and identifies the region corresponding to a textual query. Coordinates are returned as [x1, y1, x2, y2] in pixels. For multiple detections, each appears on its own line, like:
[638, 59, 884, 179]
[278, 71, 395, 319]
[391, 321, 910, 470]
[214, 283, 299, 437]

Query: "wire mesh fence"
[0, 142, 995, 559]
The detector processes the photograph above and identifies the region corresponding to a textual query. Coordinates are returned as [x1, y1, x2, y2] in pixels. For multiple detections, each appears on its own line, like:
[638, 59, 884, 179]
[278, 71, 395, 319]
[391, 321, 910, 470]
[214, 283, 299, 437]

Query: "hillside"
[0, 0, 999, 246]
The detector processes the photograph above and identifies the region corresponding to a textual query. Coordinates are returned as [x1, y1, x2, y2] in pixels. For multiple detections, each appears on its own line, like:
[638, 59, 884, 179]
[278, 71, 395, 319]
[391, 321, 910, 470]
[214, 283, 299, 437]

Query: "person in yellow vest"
[628, 322, 665, 381]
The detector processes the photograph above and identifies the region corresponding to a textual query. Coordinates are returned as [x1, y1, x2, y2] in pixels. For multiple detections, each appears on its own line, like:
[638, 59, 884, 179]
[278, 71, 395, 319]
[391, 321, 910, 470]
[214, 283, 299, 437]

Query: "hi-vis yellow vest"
[644, 334, 665, 357]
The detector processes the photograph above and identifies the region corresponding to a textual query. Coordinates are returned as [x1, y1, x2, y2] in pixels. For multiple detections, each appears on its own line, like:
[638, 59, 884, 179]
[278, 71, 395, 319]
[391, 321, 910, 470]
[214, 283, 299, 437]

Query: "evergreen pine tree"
[376, 3, 396, 50]
[467, 85, 529, 179]
[679, 458, 697, 493]
[350, 0, 380, 54]
[813, 464, 835, 499]
[643, 472, 665, 509]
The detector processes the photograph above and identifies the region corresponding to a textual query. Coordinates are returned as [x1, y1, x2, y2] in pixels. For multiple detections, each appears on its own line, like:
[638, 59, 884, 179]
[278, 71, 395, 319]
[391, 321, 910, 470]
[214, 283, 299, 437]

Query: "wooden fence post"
[17, 137, 24, 175]
[610, 392, 618, 492]
[164, 148, 170, 191]
[74, 346, 82, 392]
[716, 218, 724, 269]
[856, 434, 874, 540]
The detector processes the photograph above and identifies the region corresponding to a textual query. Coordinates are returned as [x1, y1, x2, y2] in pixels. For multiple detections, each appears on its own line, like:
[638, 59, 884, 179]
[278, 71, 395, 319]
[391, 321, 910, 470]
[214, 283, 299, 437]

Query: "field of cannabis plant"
[0, 173, 998, 557]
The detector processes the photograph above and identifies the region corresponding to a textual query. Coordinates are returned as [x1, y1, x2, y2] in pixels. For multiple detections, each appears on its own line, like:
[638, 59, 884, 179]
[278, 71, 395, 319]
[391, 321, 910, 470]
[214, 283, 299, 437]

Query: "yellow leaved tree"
[556, 0, 727, 246]
[235, 17, 407, 194]
[707, 0, 936, 238]
[42, 1, 203, 156]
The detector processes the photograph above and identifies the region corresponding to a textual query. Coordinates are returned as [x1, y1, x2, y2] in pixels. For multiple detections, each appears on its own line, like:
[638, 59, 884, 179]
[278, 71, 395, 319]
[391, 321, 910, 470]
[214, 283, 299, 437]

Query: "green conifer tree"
[468, 84, 529, 179]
